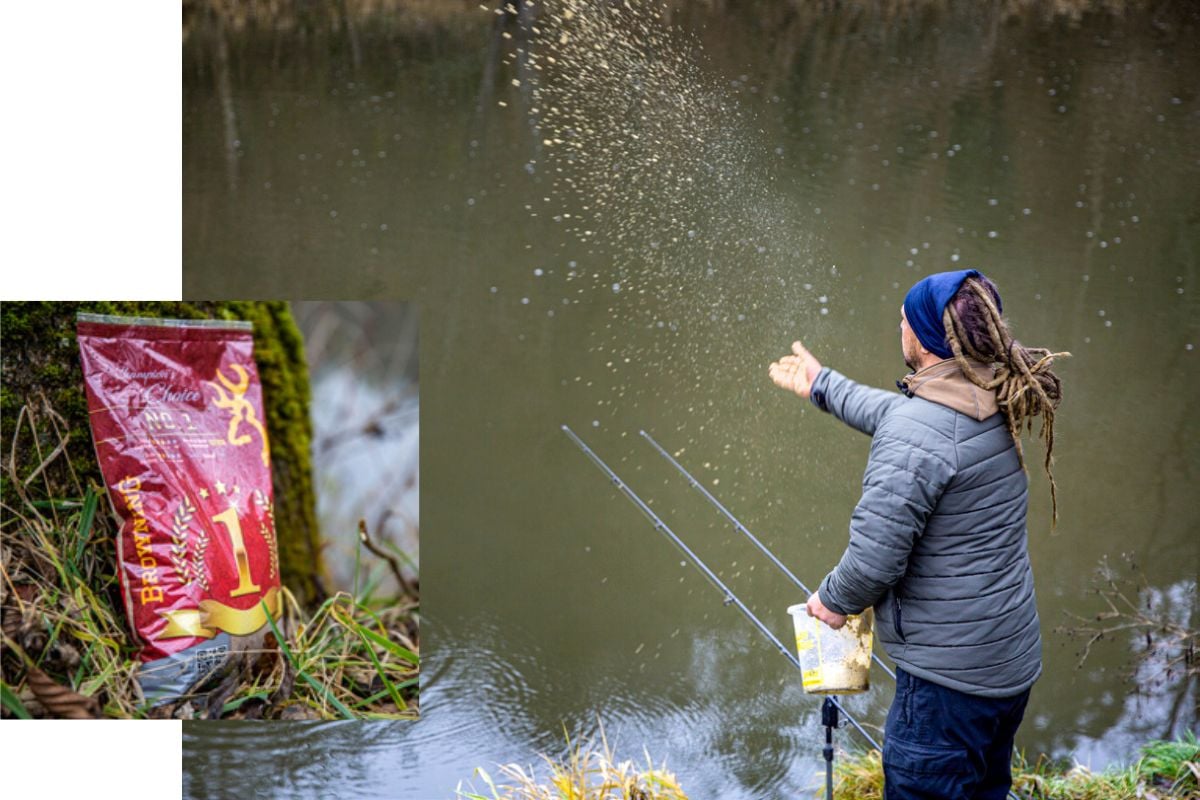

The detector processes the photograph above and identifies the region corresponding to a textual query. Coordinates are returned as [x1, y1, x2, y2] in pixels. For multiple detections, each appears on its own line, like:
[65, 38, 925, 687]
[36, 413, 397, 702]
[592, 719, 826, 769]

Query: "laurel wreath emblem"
[193, 517, 211, 591]
[169, 497, 197, 588]
[169, 496, 211, 591]
[253, 489, 279, 580]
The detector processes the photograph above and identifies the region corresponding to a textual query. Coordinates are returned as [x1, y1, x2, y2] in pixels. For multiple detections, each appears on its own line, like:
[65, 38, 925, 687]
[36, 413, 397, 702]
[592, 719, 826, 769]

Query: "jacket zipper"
[893, 592, 907, 642]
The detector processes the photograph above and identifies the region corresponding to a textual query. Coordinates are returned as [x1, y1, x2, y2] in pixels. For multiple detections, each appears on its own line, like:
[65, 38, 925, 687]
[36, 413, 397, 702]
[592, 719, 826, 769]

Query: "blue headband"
[903, 269, 1001, 359]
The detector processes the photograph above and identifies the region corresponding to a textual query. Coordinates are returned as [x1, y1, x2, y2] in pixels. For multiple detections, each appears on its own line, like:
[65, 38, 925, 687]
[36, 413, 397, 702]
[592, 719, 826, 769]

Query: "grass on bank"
[834, 732, 1199, 800]
[1, 415, 418, 720]
[457, 728, 689, 800]
[454, 730, 1197, 800]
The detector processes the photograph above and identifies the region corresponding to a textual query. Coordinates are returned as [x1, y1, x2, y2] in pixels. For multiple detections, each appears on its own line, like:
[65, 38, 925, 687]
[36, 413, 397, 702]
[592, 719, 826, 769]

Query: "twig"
[357, 519, 417, 601]
[1057, 558, 1199, 686]
[6, 405, 36, 517]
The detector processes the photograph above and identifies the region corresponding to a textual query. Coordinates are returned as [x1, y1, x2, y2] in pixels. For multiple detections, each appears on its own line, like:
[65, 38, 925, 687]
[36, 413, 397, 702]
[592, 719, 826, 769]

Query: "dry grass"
[457, 726, 689, 800]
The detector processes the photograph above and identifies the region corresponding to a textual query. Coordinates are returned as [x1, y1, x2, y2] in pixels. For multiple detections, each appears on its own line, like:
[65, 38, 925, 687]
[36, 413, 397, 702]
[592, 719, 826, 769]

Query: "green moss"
[0, 301, 325, 608]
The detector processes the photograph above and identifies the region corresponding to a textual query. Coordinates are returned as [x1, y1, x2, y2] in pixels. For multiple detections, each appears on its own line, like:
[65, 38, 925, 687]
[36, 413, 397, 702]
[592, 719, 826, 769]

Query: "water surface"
[183, 4, 1199, 797]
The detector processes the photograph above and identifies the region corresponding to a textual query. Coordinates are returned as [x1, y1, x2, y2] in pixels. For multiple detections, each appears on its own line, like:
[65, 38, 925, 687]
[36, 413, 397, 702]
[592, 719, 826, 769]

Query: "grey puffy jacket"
[810, 363, 1041, 698]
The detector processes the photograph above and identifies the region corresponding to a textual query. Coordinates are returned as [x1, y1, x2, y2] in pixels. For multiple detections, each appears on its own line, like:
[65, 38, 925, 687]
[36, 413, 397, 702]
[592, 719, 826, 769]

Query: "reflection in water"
[183, 2, 1199, 797]
[185, 620, 531, 800]
[1053, 577, 1199, 770]
[211, 13, 239, 194]
[184, 615, 878, 799]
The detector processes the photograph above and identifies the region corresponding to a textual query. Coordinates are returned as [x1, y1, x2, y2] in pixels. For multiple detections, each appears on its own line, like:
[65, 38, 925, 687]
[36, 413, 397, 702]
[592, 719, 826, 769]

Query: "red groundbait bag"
[77, 314, 282, 704]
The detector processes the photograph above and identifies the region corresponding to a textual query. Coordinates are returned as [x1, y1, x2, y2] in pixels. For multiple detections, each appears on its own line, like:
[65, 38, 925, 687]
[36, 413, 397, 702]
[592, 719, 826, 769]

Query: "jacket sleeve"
[817, 412, 957, 616]
[809, 368, 905, 437]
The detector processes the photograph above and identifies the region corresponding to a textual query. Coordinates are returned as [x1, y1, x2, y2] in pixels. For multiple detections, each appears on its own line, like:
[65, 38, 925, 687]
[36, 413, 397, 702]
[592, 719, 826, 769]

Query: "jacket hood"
[901, 359, 999, 421]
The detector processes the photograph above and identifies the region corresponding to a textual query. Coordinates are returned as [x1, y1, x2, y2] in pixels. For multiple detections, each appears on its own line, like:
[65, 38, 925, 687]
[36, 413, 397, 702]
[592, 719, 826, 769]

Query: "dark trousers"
[882, 667, 1030, 800]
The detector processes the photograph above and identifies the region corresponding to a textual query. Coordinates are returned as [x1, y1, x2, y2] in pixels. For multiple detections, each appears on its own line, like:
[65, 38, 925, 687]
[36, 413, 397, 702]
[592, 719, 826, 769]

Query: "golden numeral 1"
[212, 506, 262, 598]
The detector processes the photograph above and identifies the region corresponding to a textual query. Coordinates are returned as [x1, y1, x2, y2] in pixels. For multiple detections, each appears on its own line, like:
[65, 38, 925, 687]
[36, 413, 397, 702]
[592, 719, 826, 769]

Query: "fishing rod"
[561, 425, 882, 753]
[638, 429, 897, 683]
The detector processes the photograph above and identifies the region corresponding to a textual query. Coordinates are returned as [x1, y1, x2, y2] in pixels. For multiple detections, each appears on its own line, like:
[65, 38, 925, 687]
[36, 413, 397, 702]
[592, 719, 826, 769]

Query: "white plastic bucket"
[786, 604, 874, 694]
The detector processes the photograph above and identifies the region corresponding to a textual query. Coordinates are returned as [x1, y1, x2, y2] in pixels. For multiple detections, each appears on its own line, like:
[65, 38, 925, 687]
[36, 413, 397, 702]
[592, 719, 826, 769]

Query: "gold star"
[231, 484, 240, 494]
[199, 488, 210, 500]
[216, 481, 227, 495]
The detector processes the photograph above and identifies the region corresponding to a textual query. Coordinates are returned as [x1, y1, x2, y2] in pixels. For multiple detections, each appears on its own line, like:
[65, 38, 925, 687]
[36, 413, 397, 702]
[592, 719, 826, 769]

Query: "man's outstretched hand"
[769, 341, 823, 399]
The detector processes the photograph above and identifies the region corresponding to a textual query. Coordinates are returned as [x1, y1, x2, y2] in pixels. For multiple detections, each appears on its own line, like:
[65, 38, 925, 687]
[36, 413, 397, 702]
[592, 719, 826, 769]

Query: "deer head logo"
[207, 364, 270, 467]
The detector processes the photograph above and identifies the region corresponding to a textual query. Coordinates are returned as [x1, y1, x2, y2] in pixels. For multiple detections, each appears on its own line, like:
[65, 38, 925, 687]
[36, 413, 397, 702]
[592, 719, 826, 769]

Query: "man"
[768, 269, 1067, 800]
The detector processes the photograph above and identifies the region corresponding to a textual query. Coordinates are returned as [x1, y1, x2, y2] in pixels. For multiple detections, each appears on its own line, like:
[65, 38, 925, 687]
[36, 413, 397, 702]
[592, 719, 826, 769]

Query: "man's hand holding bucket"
[805, 591, 847, 630]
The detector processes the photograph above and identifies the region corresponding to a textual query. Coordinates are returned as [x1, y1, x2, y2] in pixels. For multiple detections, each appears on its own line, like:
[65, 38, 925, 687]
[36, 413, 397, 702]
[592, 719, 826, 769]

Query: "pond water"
[183, 3, 1198, 797]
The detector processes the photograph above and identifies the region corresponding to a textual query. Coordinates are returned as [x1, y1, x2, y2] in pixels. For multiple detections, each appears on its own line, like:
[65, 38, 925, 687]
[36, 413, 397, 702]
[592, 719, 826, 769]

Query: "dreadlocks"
[941, 277, 1070, 527]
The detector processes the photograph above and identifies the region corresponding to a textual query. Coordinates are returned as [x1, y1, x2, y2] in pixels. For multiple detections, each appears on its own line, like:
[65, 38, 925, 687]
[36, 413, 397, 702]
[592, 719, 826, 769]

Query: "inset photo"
[0, 301, 418, 720]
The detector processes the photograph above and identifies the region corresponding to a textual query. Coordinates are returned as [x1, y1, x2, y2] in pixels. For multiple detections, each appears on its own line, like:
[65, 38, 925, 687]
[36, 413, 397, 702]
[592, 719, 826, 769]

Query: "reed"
[458, 727, 689, 800]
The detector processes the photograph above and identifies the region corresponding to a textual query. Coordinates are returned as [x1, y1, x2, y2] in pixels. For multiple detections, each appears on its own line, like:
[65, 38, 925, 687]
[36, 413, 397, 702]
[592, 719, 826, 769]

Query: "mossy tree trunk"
[1, 301, 326, 608]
